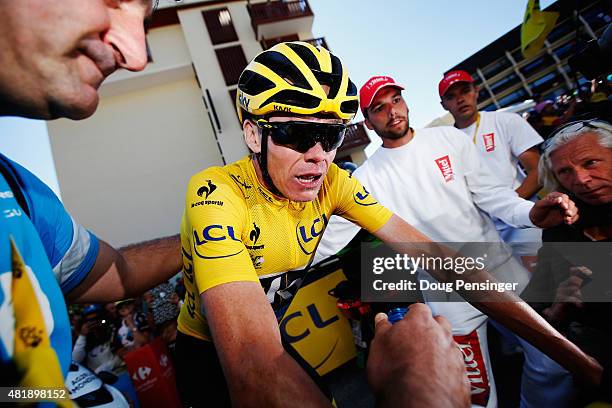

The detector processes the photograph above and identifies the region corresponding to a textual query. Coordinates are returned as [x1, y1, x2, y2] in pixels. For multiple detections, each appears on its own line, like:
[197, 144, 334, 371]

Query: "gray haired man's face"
[550, 132, 612, 205]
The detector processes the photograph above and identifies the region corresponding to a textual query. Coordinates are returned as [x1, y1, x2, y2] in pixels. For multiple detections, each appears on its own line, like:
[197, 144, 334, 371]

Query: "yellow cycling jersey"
[177, 155, 392, 341]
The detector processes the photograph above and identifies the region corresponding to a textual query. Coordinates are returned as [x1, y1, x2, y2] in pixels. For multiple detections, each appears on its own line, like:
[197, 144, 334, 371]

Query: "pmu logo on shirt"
[435, 155, 455, 182]
[482, 133, 495, 152]
[296, 214, 328, 255]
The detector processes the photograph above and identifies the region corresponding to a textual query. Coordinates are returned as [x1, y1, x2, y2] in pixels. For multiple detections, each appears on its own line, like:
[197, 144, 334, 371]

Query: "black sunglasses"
[257, 120, 347, 153]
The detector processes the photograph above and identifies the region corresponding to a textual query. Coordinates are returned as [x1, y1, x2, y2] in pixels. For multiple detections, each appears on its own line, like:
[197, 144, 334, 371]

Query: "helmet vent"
[254, 51, 311, 90]
[346, 79, 357, 97]
[286, 42, 321, 72]
[238, 70, 276, 96]
[261, 90, 321, 110]
[340, 100, 359, 115]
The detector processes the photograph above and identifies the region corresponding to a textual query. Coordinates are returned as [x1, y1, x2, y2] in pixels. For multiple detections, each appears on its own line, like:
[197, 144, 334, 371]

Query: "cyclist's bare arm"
[202, 281, 330, 407]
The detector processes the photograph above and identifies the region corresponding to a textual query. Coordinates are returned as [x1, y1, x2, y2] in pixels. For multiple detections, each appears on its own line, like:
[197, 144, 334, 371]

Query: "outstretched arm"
[203, 281, 330, 407]
[373, 215, 602, 387]
[67, 234, 182, 303]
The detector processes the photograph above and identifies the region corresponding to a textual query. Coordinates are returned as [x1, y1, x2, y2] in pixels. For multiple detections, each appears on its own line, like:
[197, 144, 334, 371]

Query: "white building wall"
[48, 76, 220, 247]
[177, 6, 249, 164]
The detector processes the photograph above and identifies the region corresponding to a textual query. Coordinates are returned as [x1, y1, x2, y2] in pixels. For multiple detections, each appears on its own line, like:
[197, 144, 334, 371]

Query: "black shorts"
[174, 331, 333, 407]
[175, 332, 231, 407]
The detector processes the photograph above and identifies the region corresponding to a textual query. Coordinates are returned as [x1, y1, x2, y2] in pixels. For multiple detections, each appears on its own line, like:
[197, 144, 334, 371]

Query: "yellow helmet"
[236, 41, 358, 124]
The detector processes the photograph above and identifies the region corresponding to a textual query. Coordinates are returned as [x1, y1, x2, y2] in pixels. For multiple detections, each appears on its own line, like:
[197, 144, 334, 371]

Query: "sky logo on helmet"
[238, 92, 250, 109]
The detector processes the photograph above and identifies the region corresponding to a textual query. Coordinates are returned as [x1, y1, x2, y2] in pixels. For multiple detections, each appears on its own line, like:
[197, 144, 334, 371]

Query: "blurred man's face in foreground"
[0, 0, 152, 120]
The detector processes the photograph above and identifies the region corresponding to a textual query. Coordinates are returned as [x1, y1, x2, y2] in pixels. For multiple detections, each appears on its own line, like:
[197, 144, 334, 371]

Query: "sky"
[309, 0, 555, 151]
[0, 0, 555, 192]
[0, 117, 62, 197]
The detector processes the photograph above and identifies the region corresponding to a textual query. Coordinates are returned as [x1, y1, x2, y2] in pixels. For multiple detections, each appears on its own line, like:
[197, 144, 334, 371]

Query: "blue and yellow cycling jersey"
[177, 155, 392, 341]
[0, 154, 99, 381]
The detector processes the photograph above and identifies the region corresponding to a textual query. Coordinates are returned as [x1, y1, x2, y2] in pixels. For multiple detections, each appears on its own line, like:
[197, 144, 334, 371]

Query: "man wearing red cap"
[316, 76, 578, 407]
[439, 70, 544, 268]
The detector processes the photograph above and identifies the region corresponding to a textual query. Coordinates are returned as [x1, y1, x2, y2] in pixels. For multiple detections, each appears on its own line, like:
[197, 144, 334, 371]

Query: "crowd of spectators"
[524, 75, 611, 139]
[69, 278, 184, 376]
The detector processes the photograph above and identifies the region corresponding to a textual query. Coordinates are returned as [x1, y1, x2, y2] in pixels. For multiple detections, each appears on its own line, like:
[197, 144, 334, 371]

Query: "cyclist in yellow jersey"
[174, 42, 598, 407]
[177, 156, 391, 342]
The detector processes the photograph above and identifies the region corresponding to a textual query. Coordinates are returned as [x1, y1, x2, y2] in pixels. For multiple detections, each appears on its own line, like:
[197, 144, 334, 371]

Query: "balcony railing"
[303, 37, 328, 50]
[338, 122, 370, 154]
[260, 34, 300, 50]
[248, 0, 313, 38]
[261, 36, 328, 51]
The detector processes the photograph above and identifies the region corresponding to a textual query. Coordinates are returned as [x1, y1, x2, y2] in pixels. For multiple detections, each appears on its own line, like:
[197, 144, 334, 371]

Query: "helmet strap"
[256, 132, 285, 198]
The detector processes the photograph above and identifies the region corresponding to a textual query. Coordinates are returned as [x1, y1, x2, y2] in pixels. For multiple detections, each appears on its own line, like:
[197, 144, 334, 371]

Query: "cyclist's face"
[550, 133, 612, 205]
[265, 116, 340, 202]
[441, 82, 478, 125]
[0, 0, 152, 120]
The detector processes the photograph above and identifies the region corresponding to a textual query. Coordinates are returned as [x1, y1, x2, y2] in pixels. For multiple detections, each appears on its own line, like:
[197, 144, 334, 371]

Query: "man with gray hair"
[538, 119, 612, 206]
[526, 119, 612, 405]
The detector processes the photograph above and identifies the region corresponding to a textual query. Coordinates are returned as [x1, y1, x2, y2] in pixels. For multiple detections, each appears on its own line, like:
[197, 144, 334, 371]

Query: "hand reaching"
[530, 192, 579, 228]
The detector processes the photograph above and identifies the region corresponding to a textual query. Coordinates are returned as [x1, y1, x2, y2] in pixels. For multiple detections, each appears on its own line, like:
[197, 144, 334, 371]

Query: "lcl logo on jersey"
[353, 186, 378, 206]
[296, 215, 328, 255]
[482, 133, 495, 152]
[193, 225, 243, 259]
[435, 155, 455, 182]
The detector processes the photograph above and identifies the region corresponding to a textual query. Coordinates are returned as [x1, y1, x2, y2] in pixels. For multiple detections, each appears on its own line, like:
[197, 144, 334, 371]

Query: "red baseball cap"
[359, 76, 405, 114]
[438, 70, 474, 98]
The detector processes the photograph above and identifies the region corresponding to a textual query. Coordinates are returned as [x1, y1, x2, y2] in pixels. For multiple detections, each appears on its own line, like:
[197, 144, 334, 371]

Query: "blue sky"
[310, 0, 554, 128]
[0, 0, 554, 192]
[0, 117, 61, 196]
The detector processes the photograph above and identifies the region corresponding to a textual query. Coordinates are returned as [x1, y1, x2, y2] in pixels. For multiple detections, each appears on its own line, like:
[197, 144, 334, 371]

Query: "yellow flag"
[11, 238, 73, 407]
[521, 0, 559, 58]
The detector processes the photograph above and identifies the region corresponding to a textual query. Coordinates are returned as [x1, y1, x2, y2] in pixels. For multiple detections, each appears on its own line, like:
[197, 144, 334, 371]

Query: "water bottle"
[387, 306, 408, 324]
